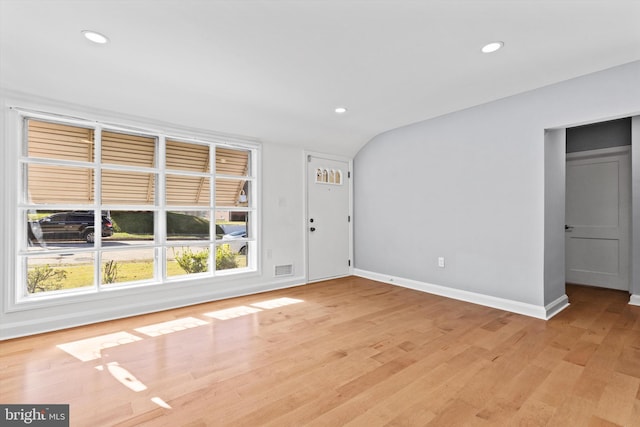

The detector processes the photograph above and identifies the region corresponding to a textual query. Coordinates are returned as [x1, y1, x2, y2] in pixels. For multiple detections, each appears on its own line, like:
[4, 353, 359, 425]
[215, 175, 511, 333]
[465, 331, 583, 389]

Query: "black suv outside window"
[29, 211, 114, 244]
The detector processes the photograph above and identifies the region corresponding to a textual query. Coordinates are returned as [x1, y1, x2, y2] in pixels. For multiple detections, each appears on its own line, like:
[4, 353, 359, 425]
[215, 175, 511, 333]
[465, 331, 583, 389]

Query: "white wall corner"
[544, 294, 570, 319]
[353, 269, 548, 320]
[630, 294, 640, 306]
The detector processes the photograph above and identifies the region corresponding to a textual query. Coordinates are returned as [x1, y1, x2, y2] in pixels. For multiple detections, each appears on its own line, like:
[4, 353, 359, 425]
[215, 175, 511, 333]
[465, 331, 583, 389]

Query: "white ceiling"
[1, 0, 639, 157]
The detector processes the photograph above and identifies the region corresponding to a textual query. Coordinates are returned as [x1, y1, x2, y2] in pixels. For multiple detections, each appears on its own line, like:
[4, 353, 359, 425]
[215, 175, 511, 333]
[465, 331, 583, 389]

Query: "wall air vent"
[274, 264, 294, 277]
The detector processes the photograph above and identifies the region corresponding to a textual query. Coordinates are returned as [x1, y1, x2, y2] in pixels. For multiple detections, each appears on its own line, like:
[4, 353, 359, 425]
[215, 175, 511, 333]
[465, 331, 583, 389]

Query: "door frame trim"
[303, 151, 353, 283]
[566, 145, 630, 160]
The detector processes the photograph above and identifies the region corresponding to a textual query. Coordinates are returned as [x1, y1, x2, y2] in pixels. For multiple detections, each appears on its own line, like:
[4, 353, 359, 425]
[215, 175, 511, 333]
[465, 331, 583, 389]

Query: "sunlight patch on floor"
[204, 305, 262, 320]
[250, 297, 304, 309]
[56, 297, 305, 361]
[134, 317, 209, 337]
[151, 397, 172, 409]
[57, 331, 143, 361]
[105, 361, 147, 392]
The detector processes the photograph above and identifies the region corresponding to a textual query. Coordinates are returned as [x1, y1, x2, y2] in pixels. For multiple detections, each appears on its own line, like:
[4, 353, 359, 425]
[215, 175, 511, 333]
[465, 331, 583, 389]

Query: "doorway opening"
[544, 117, 639, 318]
[564, 118, 632, 292]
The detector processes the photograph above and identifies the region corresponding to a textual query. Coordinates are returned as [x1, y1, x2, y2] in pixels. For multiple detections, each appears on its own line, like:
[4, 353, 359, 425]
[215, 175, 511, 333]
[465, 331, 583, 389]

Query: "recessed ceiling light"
[481, 41, 504, 53]
[334, 107, 348, 114]
[82, 30, 109, 45]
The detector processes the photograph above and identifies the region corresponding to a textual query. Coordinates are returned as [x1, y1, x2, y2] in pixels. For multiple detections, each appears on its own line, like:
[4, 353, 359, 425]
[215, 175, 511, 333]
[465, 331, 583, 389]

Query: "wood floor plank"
[507, 398, 557, 427]
[474, 363, 551, 424]
[629, 400, 640, 427]
[593, 371, 640, 426]
[571, 372, 608, 402]
[587, 415, 624, 427]
[1, 279, 639, 426]
[336, 343, 487, 426]
[564, 340, 600, 366]
[425, 398, 483, 426]
[546, 395, 595, 426]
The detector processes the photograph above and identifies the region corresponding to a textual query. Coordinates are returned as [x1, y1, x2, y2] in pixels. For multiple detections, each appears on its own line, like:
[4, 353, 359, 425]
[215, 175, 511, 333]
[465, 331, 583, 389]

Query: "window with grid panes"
[18, 116, 257, 300]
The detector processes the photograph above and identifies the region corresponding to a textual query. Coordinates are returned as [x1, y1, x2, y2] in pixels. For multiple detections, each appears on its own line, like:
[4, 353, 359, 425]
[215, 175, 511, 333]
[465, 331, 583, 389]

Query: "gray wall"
[354, 60, 640, 307]
[544, 129, 566, 306]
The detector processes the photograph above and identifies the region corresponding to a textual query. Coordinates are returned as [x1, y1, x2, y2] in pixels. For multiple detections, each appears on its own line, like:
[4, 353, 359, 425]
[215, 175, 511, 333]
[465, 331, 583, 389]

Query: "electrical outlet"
[438, 257, 445, 268]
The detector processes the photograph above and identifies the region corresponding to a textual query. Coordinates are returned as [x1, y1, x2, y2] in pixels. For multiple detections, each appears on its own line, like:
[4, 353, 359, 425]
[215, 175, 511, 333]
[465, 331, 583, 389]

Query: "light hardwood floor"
[2, 276, 640, 426]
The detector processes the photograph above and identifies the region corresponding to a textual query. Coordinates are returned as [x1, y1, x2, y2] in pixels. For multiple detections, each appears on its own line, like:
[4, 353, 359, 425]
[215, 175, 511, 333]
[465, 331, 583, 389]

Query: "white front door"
[307, 155, 350, 282]
[565, 148, 631, 290]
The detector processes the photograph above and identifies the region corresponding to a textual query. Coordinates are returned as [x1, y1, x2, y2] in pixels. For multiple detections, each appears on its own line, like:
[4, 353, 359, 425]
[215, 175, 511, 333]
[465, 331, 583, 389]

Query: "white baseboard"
[630, 294, 640, 306]
[545, 294, 570, 319]
[354, 269, 567, 320]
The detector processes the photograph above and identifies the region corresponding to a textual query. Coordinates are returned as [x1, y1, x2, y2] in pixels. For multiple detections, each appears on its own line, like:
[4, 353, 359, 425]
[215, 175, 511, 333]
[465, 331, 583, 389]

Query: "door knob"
[310, 227, 316, 232]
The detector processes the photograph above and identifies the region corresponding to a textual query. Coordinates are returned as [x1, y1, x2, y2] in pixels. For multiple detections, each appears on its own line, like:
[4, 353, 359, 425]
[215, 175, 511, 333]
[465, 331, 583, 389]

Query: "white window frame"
[8, 108, 260, 310]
